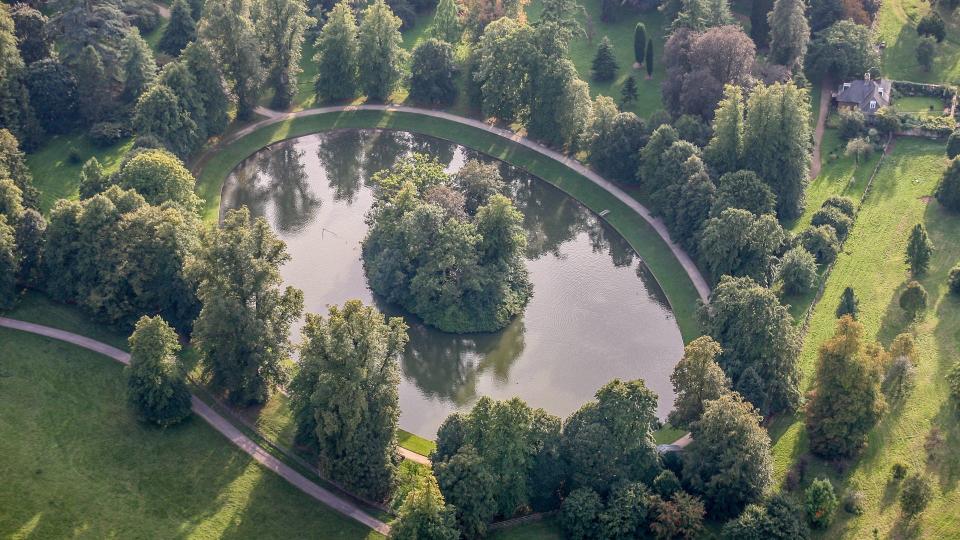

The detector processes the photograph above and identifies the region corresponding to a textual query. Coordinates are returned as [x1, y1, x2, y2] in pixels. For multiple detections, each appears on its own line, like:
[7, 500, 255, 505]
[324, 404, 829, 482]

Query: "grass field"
[0, 327, 381, 539]
[877, 0, 960, 84]
[770, 138, 960, 538]
[896, 95, 949, 115]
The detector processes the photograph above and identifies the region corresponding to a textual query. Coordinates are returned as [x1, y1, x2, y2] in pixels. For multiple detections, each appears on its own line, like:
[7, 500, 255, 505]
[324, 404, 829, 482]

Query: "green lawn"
[398, 429, 437, 456]
[770, 138, 960, 538]
[490, 517, 564, 539]
[877, 0, 960, 84]
[0, 327, 381, 540]
[194, 109, 703, 341]
[895, 95, 949, 115]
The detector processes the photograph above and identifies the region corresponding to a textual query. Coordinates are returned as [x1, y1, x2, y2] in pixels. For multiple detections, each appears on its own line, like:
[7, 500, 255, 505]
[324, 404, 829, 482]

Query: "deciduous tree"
[313, 1, 359, 101]
[668, 336, 730, 428]
[722, 494, 809, 540]
[431, 0, 462, 43]
[710, 170, 776, 216]
[704, 85, 744, 174]
[252, 0, 311, 109]
[11, 4, 52, 64]
[125, 315, 193, 426]
[768, 0, 809, 67]
[433, 445, 497, 537]
[699, 208, 785, 283]
[182, 41, 230, 136]
[938, 156, 960, 212]
[358, 0, 408, 101]
[199, 0, 264, 119]
[132, 84, 199, 159]
[409, 38, 458, 105]
[899, 280, 928, 320]
[0, 214, 17, 308]
[114, 149, 201, 210]
[805, 21, 878, 80]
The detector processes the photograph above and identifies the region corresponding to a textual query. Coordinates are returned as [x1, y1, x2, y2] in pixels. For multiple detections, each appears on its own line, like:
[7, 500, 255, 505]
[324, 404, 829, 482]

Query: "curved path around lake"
[0, 316, 392, 536]
[198, 104, 710, 305]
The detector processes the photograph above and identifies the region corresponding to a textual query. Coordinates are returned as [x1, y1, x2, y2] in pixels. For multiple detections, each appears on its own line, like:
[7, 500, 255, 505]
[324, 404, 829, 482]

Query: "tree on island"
[289, 300, 407, 502]
[362, 154, 531, 333]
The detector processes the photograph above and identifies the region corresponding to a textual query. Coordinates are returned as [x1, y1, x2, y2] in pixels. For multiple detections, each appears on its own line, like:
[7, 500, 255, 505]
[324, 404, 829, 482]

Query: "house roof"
[834, 78, 892, 114]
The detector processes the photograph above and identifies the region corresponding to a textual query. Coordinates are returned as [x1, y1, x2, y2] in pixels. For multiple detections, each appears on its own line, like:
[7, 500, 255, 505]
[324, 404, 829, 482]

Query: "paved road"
[0, 317, 391, 536]
[201, 104, 712, 304]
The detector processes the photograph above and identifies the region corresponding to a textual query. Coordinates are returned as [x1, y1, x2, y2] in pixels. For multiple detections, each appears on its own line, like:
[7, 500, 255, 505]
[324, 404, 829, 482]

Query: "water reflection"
[222, 129, 683, 437]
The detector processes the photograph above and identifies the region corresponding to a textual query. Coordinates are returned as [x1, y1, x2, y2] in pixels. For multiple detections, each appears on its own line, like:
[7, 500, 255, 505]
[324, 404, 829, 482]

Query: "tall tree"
[805, 21, 878, 80]
[313, 1, 359, 101]
[199, 0, 264, 119]
[668, 336, 730, 428]
[289, 300, 406, 501]
[357, 0, 408, 101]
[159, 0, 198, 56]
[646, 37, 654, 77]
[125, 315, 193, 426]
[433, 445, 498, 537]
[25, 58, 78, 135]
[700, 275, 801, 415]
[474, 17, 536, 122]
[767, 0, 809, 68]
[682, 392, 773, 519]
[806, 317, 885, 458]
[634, 22, 647, 65]
[158, 60, 208, 142]
[409, 38, 458, 105]
[431, 0, 462, 43]
[538, 0, 585, 40]
[114, 149, 201, 210]
[527, 26, 592, 148]
[905, 223, 933, 276]
[252, 0, 311, 109]
[591, 36, 618, 81]
[704, 84, 745, 174]
[0, 129, 38, 209]
[699, 208, 785, 282]
[73, 45, 111, 123]
[11, 4, 52, 64]
[936, 157, 960, 211]
[0, 214, 17, 309]
[182, 41, 231, 137]
[742, 82, 811, 220]
[120, 28, 157, 102]
[711, 170, 777, 217]
[132, 84, 200, 159]
[750, 0, 773, 49]
[188, 207, 304, 404]
[389, 475, 460, 540]
[704, 0, 734, 27]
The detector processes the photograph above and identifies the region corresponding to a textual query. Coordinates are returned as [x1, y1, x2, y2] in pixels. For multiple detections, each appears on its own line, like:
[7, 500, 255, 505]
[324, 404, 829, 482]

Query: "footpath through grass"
[0, 327, 381, 539]
[194, 109, 703, 341]
[770, 138, 960, 539]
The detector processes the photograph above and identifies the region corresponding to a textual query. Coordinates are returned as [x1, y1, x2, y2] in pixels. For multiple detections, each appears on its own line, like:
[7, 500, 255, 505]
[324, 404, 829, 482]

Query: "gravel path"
[203, 104, 712, 303]
[0, 317, 391, 536]
[810, 78, 832, 180]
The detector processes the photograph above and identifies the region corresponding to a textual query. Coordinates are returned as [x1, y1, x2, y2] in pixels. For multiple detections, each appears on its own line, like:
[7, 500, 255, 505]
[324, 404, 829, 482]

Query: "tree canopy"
[126, 315, 193, 426]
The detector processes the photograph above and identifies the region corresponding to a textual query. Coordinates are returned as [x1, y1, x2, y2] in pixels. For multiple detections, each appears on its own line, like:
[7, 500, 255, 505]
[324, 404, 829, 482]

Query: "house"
[833, 74, 893, 115]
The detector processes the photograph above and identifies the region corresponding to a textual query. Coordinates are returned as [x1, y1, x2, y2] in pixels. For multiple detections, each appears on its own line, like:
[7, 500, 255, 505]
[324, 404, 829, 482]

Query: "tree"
[24, 58, 79, 134]
[125, 315, 193, 426]
[452, 159, 504, 214]
[433, 445, 497, 538]
[668, 336, 730, 428]
[638, 123, 679, 185]
[159, 0, 197, 56]
[836, 286, 860, 319]
[916, 36, 936, 72]
[14, 208, 45, 287]
[705, 85, 744, 174]
[11, 5, 52, 64]
[634, 22, 647, 65]
[0, 215, 16, 308]
[559, 488, 603, 540]
[589, 109, 646, 182]
[947, 131, 960, 159]
[431, 0, 462, 43]
[288, 300, 406, 501]
[188, 207, 304, 404]
[699, 208, 786, 283]
[358, 0, 408, 101]
[700, 276, 801, 414]
[778, 247, 817, 295]
[390, 475, 460, 540]
[120, 28, 157, 102]
[115, 149, 201, 210]
[0, 16, 42, 150]
[710, 170, 776, 216]
[805, 316, 885, 458]
[804, 478, 838, 529]
[682, 392, 772, 519]
[905, 223, 933, 276]
[599, 482, 654, 538]
[937, 157, 960, 211]
[591, 36, 618, 82]
[900, 473, 933, 518]
[461, 0, 529, 35]
[805, 21, 878, 80]
[562, 379, 662, 494]
[646, 38, 654, 77]
[800, 224, 840, 264]
[838, 109, 867, 140]
[620, 75, 638, 106]
[132, 84, 199, 159]
[722, 494, 809, 540]
[742, 82, 811, 220]
[768, 0, 809, 67]
[252, 0, 311, 109]
[73, 45, 111, 123]
[0, 129, 38, 209]
[526, 27, 593, 147]
[899, 281, 928, 320]
[917, 11, 946, 42]
[313, 2, 359, 101]
[409, 39, 458, 105]
[199, 0, 263, 119]
[182, 41, 230, 137]
[844, 137, 873, 165]
[750, 0, 773, 49]
[649, 492, 705, 540]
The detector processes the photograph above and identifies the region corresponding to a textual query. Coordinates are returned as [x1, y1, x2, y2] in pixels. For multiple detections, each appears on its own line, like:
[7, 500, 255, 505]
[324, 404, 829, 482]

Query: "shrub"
[800, 225, 840, 264]
[950, 265, 960, 295]
[778, 247, 818, 295]
[805, 478, 838, 529]
[88, 122, 130, 148]
[900, 474, 933, 517]
[838, 109, 866, 140]
[873, 106, 901, 135]
[811, 206, 854, 240]
[823, 196, 856, 217]
[844, 490, 866, 515]
[899, 281, 928, 320]
[892, 462, 908, 481]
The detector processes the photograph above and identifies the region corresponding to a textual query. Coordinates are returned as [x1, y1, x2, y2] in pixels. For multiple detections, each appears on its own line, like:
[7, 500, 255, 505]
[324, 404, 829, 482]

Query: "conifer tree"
[390, 475, 460, 540]
[358, 0, 408, 101]
[768, 0, 809, 67]
[634, 22, 647, 65]
[314, 1, 360, 101]
[905, 223, 933, 276]
[159, 0, 197, 56]
[591, 36, 618, 81]
[74, 45, 110, 123]
[120, 28, 157, 102]
[621, 75, 638, 106]
[432, 0, 462, 43]
[704, 84, 744, 174]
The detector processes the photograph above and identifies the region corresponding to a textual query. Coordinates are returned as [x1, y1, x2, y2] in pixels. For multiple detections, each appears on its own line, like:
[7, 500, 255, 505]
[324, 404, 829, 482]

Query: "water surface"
[222, 130, 684, 437]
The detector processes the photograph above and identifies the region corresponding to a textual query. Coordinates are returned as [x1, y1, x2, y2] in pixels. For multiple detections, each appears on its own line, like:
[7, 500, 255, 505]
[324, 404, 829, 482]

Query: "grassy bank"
[193, 109, 703, 341]
[770, 138, 960, 538]
[0, 327, 380, 539]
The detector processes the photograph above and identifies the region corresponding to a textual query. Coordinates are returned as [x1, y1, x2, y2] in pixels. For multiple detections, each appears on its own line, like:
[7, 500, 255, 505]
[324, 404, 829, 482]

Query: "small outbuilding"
[833, 73, 893, 115]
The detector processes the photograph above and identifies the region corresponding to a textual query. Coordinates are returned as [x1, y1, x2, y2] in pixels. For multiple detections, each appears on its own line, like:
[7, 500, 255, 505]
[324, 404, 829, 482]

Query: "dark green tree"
[900, 473, 933, 518]
[947, 131, 960, 160]
[25, 58, 79, 134]
[668, 336, 730, 429]
[358, 0, 408, 101]
[937, 156, 960, 213]
[452, 159, 504, 214]
[0, 214, 17, 308]
[79, 157, 109, 199]
[14, 208, 45, 287]
[804, 478, 837, 529]
[811, 205, 853, 240]
[800, 224, 840, 264]
[558, 488, 603, 540]
[120, 28, 157, 102]
[0, 129, 38, 209]
[591, 36, 618, 81]
[722, 494, 809, 540]
[917, 11, 946, 42]
[805, 21, 878, 80]
[917, 36, 935, 72]
[125, 315, 193, 426]
[767, 0, 809, 67]
[905, 223, 933, 276]
[699, 208, 786, 283]
[805, 316, 885, 458]
[158, 60, 207, 142]
[705, 85, 745, 174]
[749, 0, 773, 48]
[899, 281, 928, 320]
[132, 84, 199, 159]
[252, 0, 311, 109]
[836, 286, 860, 319]
[599, 482, 653, 538]
[431, 0, 462, 43]
[73, 45, 111, 123]
[409, 38, 458, 105]
[588, 101, 647, 182]
[950, 265, 960, 296]
[620, 75, 638, 106]
[389, 475, 460, 540]
[634, 22, 647, 65]
[778, 247, 817, 295]
[199, 0, 264, 119]
[682, 392, 772, 519]
[710, 170, 776, 217]
[313, 1, 359, 101]
[182, 41, 230, 137]
[433, 445, 497, 537]
[159, 0, 198, 56]
[188, 207, 304, 404]
[11, 4, 52, 64]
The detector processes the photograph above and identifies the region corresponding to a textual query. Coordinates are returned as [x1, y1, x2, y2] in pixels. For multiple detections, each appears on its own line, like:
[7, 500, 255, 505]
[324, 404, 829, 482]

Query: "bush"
[917, 11, 946, 42]
[800, 225, 840, 264]
[900, 281, 929, 320]
[778, 247, 818, 295]
[88, 122, 130, 148]
[811, 206, 854, 240]
[653, 469, 682, 498]
[892, 462, 909, 481]
[805, 478, 838, 529]
[950, 265, 960, 295]
[843, 490, 866, 515]
[900, 474, 933, 517]
[823, 196, 856, 217]
[838, 109, 866, 140]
